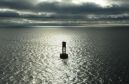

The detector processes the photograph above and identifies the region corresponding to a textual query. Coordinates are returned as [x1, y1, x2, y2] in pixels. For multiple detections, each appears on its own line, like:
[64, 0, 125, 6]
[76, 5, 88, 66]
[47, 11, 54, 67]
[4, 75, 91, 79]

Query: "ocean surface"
[0, 26, 129, 84]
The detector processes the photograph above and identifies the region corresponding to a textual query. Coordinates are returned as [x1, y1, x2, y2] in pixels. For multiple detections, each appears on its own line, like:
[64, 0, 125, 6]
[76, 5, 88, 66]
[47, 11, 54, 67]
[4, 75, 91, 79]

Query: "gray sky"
[0, 0, 129, 21]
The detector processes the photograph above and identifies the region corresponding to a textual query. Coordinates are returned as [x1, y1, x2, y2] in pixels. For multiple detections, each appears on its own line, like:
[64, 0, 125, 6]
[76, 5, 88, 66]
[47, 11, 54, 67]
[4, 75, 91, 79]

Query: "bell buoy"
[60, 41, 68, 59]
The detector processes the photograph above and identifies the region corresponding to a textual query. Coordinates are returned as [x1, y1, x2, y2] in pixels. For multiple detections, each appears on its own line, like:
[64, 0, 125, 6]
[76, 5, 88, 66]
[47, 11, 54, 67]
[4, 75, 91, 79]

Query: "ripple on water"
[0, 28, 129, 84]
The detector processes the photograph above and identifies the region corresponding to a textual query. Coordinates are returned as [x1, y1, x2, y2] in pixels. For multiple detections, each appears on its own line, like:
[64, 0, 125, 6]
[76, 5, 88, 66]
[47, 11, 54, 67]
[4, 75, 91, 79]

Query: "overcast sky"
[0, 0, 129, 21]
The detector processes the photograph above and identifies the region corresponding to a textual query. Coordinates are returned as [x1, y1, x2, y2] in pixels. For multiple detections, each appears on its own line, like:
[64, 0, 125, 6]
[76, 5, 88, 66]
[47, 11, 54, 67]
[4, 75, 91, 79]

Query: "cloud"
[0, 12, 19, 17]
[36, 2, 129, 15]
[0, 0, 34, 10]
[0, 0, 129, 14]
[0, 0, 129, 21]
[108, 0, 129, 4]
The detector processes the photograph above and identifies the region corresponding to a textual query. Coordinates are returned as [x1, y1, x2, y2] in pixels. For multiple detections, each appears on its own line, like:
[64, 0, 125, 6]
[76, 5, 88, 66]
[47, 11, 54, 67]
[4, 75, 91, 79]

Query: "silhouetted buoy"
[60, 42, 68, 59]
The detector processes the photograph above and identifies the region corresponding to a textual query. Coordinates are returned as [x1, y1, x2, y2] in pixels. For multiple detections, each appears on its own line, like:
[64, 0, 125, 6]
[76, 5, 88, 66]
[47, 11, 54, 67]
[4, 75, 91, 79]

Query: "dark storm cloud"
[36, 2, 129, 15]
[0, 0, 33, 10]
[0, 0, 129, 20]
[0, 11, 19, 17]
[0, 0, 129, 14]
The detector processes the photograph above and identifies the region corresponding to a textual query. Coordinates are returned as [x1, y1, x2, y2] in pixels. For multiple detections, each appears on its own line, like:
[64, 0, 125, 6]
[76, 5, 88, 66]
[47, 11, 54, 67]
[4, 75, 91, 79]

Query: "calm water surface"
[0, 27, 129, 84]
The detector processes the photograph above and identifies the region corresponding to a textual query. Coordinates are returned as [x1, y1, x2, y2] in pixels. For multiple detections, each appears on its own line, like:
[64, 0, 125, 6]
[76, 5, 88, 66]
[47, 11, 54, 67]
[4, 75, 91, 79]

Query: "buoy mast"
[62, 42, 66, 54]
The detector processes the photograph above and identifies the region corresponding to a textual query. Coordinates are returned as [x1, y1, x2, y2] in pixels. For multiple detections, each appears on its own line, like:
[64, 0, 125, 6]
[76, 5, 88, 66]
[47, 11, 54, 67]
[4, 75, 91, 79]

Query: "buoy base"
[60, 53, 68, 59]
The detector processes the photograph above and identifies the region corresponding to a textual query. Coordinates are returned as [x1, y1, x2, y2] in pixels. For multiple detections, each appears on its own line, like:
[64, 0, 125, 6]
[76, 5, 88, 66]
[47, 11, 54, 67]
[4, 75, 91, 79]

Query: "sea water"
[0, 26, 129, 84]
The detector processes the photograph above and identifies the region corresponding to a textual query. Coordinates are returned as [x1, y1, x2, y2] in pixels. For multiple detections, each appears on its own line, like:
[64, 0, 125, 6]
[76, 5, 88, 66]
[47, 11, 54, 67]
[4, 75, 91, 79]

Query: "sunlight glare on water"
[1, 27, 128, 84]
[0, 28, 100, 84]
[32, 28, 90, 84]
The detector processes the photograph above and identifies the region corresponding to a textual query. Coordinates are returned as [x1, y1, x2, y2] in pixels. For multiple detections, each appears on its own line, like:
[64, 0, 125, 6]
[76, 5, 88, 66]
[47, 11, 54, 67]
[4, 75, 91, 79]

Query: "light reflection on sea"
[0, 27, 129, 84]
